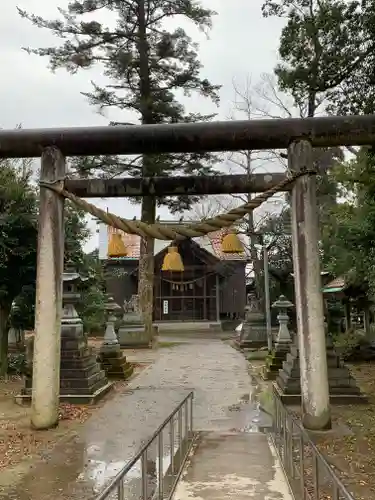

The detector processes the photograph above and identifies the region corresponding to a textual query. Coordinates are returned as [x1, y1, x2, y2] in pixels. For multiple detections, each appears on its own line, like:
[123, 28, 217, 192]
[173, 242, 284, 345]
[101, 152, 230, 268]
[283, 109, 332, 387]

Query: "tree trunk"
[245, 182, 263, 303]
[139, 195, 156, 339]
[247, 209, 263, 300]
[137, 0, 156, 341]
[0, 304, 11, 377]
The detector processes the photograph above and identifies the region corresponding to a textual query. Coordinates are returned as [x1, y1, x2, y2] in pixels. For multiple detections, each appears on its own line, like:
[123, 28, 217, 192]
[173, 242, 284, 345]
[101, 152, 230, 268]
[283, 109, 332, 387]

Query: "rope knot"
[39, 179, 65, 192]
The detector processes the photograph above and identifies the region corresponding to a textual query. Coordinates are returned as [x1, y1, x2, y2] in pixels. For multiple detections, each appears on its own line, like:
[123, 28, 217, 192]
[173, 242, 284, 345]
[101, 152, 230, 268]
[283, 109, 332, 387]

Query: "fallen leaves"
[58, 403, 91, 422]
[313, 363, 375, 500]
[0, 380, 93, 473]
[0, 363, 146, 475]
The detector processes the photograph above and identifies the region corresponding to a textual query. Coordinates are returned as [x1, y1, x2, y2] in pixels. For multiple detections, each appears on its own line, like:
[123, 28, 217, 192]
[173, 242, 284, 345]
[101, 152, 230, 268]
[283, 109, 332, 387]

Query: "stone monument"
[98, 295, 134, 379]
[238, 292, 268, 349]
[8, 303, 25, 353]
[20, 266, 112, 404]
[117, 295, 151, 348]
[275, 324, 367, 405]
[8, 327, 25, 353]
[263, 295, 294, 380]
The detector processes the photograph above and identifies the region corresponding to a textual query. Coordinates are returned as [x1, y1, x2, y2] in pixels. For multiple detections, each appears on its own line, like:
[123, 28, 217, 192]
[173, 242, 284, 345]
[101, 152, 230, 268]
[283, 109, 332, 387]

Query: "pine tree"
[261, 0, 375, 117]
[19, 0, 221, 336]
[263, 1, 375, 299]
[262, 0, 353, 237]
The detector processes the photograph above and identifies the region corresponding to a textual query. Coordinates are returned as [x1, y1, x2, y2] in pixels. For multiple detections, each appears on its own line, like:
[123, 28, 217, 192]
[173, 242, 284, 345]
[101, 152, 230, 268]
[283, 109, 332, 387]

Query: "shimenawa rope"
[40, 169, 315, 240]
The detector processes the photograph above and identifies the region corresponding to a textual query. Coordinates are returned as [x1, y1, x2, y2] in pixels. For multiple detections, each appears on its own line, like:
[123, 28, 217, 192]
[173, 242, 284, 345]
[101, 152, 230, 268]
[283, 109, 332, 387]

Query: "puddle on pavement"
[82, 436, 182, 499]
[225, 377, 274, 434]
[227, 396, 272, 433]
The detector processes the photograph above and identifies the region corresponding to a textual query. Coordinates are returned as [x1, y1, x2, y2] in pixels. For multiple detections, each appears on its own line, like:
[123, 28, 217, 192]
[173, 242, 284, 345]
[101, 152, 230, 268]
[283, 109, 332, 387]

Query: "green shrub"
[7, 352, 27, 375]
[333, 329, 367, 359]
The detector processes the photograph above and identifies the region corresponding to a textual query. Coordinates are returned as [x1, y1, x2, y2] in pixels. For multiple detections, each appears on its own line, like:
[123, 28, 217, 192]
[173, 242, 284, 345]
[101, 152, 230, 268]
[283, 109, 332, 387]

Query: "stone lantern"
[273, 295, 294, 345]
[102, 295, 122, 345]
[61, 266, 86, 329]
[263, 295, 294, 381]
[59, 265, 112, 401]
[22, 265, 113, 404]
[99, 294, 134, 379]
[274, 295, 366, 404]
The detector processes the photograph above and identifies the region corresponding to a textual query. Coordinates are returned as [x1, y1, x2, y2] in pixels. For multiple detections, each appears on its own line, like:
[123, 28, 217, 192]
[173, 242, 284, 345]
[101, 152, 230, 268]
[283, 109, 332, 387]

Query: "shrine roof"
[322, 276, 346, 294]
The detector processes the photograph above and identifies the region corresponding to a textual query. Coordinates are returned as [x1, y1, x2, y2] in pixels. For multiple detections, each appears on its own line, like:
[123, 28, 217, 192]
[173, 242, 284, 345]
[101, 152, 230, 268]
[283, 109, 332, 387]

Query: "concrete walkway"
[0, 336, 292, 500]
[174, 433, 292, 500]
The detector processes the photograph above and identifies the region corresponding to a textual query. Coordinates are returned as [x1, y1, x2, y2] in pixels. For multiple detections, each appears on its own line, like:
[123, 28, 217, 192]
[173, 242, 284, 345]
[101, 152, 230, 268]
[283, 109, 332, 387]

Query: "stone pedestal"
[99, 344, 134, 379]
[263, 296, 293, 380]
[275, 337, 367, 404]
[98, 296, 134, 379]
[263, 342, 291, 380]
[19, 268, 112, 405]
[118, 295, 151, 348]
[238, 293, 267, 349]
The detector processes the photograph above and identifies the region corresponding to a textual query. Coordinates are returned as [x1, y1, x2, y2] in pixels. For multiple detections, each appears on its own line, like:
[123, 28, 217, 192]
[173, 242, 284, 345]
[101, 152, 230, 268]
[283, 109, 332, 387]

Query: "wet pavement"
[174, 433, 293, 500]
[0, 336, 279, 500]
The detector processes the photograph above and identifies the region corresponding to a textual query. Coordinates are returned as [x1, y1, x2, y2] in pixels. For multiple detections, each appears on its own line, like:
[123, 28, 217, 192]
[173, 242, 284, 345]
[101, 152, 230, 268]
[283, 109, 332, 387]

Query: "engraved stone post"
[31, 147, 65, 430]
[289, 140, 331, 430]
[118, 295, 150, 348]
[238, 292, 267, 350]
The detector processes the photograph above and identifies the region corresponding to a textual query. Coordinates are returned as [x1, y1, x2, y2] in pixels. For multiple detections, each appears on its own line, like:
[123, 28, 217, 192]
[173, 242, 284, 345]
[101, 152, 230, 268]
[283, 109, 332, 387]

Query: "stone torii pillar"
[31, 147, 65, 430]
[289, 140, 331, 430]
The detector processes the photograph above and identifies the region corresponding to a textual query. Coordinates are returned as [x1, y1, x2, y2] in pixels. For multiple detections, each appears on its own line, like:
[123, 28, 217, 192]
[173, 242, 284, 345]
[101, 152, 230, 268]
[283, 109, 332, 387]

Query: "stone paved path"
[0, 337, 290, 500]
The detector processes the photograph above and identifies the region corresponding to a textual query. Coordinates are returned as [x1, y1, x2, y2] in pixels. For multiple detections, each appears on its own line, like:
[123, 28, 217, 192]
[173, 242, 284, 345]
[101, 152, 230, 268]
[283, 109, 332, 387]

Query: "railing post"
[312, 453, 319, 500]
[184, 400, 189, 444]
[170, 417, 175, 474]
[178, 408, 183, 452]
[31, 147, 65, 430]
[141, 451, 148, 500]
[288, 140, 331, 431]
[299, 434, 305, 499]
[117, 479, 124, 500]
[189, 394, 193, 437]
[158, 432, 164, 499]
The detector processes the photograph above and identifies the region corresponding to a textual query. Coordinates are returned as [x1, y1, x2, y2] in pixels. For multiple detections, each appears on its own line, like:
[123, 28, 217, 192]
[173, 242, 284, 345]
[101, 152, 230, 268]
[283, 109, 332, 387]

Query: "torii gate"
[1, 114, 374, 431]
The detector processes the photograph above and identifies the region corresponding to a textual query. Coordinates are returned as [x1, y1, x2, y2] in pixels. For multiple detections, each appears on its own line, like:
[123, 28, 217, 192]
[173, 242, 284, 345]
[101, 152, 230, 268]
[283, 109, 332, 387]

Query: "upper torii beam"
[0, 114, 372, 158]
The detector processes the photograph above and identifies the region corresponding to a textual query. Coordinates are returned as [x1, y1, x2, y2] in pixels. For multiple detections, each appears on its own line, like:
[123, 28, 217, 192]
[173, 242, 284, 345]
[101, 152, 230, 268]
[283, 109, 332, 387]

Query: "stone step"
[154, 321, 222, 332]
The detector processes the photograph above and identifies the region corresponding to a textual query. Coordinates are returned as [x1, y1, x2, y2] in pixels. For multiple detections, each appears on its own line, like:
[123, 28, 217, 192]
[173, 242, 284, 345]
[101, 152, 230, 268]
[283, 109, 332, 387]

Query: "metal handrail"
[270, 387, 355, 500]
[94, 391, 194, 500]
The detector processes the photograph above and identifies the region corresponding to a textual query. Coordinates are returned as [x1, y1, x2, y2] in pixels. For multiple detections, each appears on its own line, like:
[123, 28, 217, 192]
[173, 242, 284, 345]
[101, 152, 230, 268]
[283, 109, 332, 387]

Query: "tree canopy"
[19, 0, 221, 210]
[0, 156, 104, 375]
[19, 0, 222, 335]
[262, 0, 375, 116]
[260, 0, 375, 304]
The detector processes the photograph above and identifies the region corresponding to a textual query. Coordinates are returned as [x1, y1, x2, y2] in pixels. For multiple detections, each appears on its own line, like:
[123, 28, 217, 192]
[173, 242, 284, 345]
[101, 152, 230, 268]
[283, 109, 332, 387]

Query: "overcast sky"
[2, 1, 285, 251]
